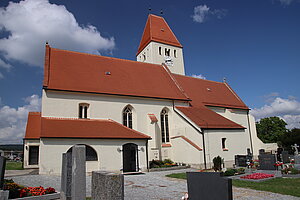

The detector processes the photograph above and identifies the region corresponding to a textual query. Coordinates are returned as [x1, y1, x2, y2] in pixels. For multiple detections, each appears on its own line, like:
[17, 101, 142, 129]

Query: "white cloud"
[192, 5, 227, 23]
[0, 94, 41, 144]
[0, 58, 12, 70]
[0, 0, 115, 67]
[278, 0, 294, 5]
[251, 97, 300, 129]
[192, 74, 206, 80]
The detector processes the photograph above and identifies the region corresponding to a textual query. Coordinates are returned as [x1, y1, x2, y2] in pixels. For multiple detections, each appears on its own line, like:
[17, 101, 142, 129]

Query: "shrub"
[163, 159, 174, 165]
[224, 169, 236, 176]
[213, 156, 223, 171]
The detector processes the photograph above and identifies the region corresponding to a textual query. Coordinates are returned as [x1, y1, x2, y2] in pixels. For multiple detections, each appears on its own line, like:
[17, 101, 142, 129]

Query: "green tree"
[280, 128, 300, 154]
[256, 116, 288, 143]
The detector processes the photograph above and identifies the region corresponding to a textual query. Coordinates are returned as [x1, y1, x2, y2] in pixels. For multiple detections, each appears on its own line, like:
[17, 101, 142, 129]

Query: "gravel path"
[9, 169, 300, 200]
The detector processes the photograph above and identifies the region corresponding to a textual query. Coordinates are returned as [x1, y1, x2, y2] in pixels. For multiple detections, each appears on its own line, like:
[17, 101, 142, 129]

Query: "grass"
[166, 173, 300, 197]
[5, 161, 23, 170]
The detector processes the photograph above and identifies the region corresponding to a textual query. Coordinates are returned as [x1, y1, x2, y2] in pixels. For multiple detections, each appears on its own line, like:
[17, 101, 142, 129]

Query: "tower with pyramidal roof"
[136, 14, 185, 75]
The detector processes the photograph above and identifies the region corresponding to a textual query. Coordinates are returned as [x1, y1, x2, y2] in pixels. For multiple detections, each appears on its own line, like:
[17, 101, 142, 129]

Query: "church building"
[23, 14, 273, 175]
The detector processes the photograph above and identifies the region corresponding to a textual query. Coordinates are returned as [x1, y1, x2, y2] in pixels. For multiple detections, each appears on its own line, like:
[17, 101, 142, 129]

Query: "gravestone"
[281, 151, 290, 164]
[0, 156, 9, 200]
[235, 155, 247, 167]
[277, 148, 283, 162]
[294, 155, 300, 170]
[0, 156, 6, 189]
[259, 149, 265, 155]
[60, 145, 86, 200]
[187, 172, 232, 200]
[92, 171, 124, 200]
[258, 154, 276, 170]
[60, 152, 72, 200]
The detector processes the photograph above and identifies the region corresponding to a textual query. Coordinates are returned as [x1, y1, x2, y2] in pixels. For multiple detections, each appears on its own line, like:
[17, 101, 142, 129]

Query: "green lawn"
[5, 161, 23, 170]
[166, 173, 300, 197]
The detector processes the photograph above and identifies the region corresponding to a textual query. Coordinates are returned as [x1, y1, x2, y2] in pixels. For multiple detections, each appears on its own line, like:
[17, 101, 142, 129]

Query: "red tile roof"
[172, 74, 249, 110]
[148, 114, 158, 123]
[25, 113, 151, 139]
[44, 47, 189, 101]
[176, 106, 245, 129]
[136, 14, 183, 55]
[24, 112, 41, 139]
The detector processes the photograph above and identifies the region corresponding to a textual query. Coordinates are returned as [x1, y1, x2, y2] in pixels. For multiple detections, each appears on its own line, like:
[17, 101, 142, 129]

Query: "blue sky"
[0, 0, 299, 143]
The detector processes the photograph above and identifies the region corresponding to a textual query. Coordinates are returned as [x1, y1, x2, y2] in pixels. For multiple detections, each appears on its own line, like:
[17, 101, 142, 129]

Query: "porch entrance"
[123, 143, 138, 172]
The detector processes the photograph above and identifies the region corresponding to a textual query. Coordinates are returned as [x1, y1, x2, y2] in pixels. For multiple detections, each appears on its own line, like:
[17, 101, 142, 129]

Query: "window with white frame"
[123, 106, 133, 129]
[79, 103, 89, 118]
[161, 109, 170, 143]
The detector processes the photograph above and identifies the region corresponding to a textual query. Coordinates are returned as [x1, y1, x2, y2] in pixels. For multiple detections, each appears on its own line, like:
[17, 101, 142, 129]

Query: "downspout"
[246, 110, 254, 154]
[146, 140, 149, 172]
[172, 101, 207, 169]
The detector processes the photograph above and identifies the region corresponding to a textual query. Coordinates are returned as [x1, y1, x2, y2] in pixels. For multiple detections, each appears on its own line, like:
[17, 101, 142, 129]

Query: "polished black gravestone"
[187, 172, 232, 200]
[0, 156, 6, 189]
[235, 155, 247, 167]
[259, 154, 276, 170]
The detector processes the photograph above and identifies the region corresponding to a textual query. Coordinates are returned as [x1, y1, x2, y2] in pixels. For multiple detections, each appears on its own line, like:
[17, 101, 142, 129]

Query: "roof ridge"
[174, 73, 224, 84]
[162, 64, 190, 100]
[223, 82, 248, 109]
[42, 117, 110, 122]
[51, 47, 164, 68]
[29, 112, 41, 115]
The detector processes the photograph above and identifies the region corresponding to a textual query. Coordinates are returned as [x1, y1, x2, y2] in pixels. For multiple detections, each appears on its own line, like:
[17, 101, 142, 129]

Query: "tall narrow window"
[161, 109, 170, 143]
[159, 47, 162, 55]
[222, 138, 226, 149]
[123, 106, 133, 129]
[79, 103, 89, 118]
[174, 50, 177, 58]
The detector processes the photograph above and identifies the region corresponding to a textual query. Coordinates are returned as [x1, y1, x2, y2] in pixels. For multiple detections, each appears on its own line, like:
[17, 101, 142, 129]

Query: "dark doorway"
[123, 143, 138, 172]
[29, 146, 39, 165]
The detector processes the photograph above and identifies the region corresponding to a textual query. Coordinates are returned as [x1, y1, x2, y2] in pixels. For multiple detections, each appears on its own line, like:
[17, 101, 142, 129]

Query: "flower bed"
[240, 173, 274, 180]
[3, 179, 56, 199]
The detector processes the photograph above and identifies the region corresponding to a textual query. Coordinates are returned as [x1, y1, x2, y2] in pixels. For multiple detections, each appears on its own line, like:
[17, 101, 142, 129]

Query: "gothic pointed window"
[123, 106, 133, 129]
[161, 109, 170, 143]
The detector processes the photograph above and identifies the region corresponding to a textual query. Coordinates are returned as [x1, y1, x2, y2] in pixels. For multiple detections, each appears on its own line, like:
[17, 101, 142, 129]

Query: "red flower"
[240, 173, 274, 180]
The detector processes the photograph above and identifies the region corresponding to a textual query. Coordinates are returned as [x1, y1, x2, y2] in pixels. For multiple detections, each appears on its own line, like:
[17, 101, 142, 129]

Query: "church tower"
[136, 14, 185, 75]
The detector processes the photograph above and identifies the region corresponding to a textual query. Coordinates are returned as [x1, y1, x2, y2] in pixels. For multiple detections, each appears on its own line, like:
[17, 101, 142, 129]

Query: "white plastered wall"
[136, 42, 185, 75]
[23, 140, 40, 169]
[39, 138, 147, 175]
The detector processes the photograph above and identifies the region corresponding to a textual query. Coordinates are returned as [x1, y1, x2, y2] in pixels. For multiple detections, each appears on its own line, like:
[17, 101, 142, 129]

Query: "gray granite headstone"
[92, 171, 124, 200]
[294, 155, 300, 170]
[71, 145, 86, 200]
[259, 154, 276, 170]
[0, 156, 6, 190]
[281, 151, 290, 164]
[187, 172, 232, 200]
[60, 152, 72, 200]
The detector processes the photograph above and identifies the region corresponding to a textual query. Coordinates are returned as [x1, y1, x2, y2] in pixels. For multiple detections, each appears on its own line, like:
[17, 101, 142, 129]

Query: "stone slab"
[71, 145, 86, 200]
[0, 190, 9, 200]
[13, 193, 60, 200]
[258, 154, 276, 170]
[0, 157, 6, 189]
[187, 172, 232, 200]
[294, 155, 300, 164]
[281, 151, 290, 164]
[92, 171, 124, 200]
[60, 152, 72, 200]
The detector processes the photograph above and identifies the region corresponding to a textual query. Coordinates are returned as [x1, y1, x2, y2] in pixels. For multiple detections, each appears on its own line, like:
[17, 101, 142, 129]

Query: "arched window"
[123, 106, 133, 129]
[159, 47, 162, 55]
[165, 48, 170, 56]
[67, 145, 98, 161]
[161, 109, 170, 143]
[174, 49, 177, 58]
[79, 103, 89, 119]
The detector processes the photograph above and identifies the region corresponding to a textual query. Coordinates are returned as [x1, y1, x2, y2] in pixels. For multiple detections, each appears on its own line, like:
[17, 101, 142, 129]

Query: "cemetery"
[1, 145, 300, 199]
